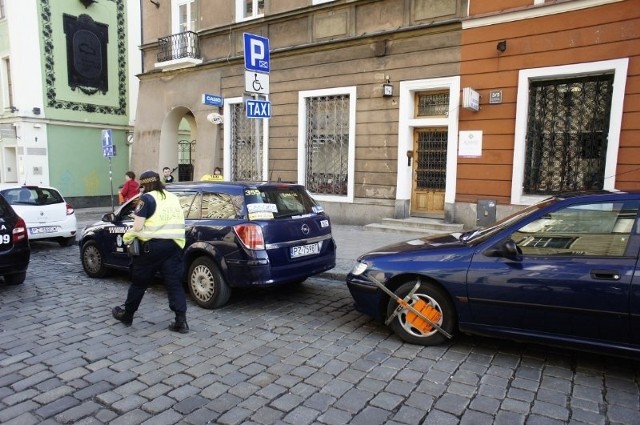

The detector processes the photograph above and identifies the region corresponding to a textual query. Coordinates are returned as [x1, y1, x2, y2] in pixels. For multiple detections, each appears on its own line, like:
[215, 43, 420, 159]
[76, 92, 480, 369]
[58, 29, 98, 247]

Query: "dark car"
[346, 191, 640, 358]
[0, 193, 30, 285]
[79, 181, 336, 308]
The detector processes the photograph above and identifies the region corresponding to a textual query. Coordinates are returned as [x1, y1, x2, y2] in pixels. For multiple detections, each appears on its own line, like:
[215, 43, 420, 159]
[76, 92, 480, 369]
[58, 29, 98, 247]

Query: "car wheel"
[386, 280, 456, 346]
[81, 240, 109, 278]
[188, 256, 230, 309]
[58, 236, 76, 247]
[4, 271, 26, 285]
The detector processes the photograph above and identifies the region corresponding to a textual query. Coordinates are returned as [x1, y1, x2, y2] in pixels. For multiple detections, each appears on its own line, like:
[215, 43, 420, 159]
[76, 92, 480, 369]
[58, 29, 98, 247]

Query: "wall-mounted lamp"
[383, 76, 393, 97]
[32, 107, 41, 115]
[149, 0, 160, 8]
[496, 40, 507, 53]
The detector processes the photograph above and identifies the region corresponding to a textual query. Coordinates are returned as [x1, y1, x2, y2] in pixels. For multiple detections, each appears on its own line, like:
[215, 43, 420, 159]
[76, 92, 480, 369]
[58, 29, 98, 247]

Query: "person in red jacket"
[119, 171, 140, 203]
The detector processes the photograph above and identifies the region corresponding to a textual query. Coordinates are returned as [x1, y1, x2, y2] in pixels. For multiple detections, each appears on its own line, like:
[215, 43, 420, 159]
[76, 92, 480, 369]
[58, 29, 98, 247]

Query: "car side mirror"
[102, 212, 116, 222]
[485, 238, 521, 259]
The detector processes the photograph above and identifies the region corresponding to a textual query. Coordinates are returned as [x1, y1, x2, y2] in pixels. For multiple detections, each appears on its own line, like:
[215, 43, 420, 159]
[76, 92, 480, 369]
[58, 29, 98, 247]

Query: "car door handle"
[590, 269, 620, 280]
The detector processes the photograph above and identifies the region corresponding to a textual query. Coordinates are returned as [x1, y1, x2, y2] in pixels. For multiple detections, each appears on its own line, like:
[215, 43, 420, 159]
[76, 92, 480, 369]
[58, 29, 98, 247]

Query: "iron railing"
[157, 31, 201, 63]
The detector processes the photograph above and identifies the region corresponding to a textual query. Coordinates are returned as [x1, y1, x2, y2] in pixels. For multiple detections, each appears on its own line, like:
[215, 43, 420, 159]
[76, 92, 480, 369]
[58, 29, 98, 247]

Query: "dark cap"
[139, 170, 160, 185]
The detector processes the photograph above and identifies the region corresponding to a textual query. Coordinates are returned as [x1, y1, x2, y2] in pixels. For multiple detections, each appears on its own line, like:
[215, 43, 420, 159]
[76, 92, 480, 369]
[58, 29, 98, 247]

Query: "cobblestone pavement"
[1, 242, 639, 425]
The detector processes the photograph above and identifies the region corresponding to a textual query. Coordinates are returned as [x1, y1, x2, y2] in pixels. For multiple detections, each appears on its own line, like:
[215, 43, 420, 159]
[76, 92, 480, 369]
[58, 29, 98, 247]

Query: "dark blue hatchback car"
[80, 181, 336, 308]
[347, 191, 640, 358]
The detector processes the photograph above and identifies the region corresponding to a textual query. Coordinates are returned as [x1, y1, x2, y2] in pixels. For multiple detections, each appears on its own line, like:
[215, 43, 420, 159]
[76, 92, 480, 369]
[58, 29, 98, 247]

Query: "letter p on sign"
[243, 33, 270, 73]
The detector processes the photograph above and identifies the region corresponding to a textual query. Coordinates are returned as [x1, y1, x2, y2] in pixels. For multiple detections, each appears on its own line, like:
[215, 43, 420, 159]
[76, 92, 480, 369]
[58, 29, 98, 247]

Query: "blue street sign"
[103, 144, 116, 158]
[202, 93, 223, 107]
[243, 33, 270, 73]
[246, 99, 271, 118]
[101, 129, 113, 147]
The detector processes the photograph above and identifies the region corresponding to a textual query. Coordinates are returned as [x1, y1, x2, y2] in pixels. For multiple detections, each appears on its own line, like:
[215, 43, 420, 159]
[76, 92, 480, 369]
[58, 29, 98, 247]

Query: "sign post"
[102, 129, 116, 211]
[243, 33, 271, 180]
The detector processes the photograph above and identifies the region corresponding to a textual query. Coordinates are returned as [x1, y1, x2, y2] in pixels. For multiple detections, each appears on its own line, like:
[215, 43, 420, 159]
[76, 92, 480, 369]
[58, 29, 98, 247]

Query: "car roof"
[0, 184, 60, 191]
[554, 190, 640, 201]
[167, 181, 305, 190]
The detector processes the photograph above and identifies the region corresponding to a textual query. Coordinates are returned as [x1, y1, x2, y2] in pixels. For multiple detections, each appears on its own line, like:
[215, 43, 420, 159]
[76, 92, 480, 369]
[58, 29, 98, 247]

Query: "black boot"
[169, 314, 189, 334]
[112, 305, 133, 326]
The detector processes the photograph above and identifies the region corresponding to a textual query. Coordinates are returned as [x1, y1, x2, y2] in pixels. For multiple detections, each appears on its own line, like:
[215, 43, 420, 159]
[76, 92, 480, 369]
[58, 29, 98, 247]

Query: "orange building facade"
[456, 0, 640, 226]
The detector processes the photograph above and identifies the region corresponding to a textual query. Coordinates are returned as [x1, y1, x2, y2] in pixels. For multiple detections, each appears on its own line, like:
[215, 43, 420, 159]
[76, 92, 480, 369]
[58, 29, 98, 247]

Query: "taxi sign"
[246, 99, 271, 118]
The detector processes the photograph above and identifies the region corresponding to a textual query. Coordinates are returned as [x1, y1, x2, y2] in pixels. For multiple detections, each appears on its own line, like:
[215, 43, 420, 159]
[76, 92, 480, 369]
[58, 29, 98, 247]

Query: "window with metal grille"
[416, 129, 447, 190]
[523, 74, 613, 195]
[304, 95, 349, 196]
[230, 102, 263, 181]
[416, 91, 449, 117]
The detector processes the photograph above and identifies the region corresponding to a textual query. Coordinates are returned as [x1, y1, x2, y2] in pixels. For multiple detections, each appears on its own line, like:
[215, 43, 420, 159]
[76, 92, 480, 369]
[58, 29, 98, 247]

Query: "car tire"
[4, 271, 26, 285]
[58, 236, 76, 247]
[81, 240, 109, 278]
[386, 280, 456, 346]
[187, 256, 230, 309]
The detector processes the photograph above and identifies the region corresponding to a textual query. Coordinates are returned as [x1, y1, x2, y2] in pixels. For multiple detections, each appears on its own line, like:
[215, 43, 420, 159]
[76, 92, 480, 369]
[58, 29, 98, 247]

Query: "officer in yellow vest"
[112, 170, 189, 333]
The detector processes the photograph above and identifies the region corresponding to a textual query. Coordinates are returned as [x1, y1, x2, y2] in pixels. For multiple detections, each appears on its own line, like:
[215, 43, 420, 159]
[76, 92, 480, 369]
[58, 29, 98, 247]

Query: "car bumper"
[226, 253, 336, 287]
[346, 274, 384, 321]
[27, 216, 77, 240]
[0, 247, 30, 274]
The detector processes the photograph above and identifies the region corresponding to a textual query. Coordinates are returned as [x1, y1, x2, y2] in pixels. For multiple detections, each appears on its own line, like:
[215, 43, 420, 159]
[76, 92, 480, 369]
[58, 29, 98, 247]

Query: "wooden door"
[411, 128, 447, 215]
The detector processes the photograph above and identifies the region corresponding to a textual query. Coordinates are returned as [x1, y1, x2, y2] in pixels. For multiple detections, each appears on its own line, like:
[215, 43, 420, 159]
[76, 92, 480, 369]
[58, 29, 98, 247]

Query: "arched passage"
[159, 107, 197, 182]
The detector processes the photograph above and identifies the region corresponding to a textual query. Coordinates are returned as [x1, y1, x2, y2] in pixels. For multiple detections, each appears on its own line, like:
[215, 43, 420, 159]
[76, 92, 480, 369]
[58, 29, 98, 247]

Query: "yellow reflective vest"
[123, 190, 185, 248]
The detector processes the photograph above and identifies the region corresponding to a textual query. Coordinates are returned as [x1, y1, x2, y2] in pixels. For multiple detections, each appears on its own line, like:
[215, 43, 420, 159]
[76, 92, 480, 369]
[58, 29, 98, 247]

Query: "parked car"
[346, 191, 640, 358]
[0, 193, 30, 285]
[0, 185, 77, 247]
[79, 181, 336, 308]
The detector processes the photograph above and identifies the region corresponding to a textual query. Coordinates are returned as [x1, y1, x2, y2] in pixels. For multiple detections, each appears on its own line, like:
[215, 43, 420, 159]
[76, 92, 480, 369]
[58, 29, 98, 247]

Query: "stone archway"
[159, 107, 197, 182]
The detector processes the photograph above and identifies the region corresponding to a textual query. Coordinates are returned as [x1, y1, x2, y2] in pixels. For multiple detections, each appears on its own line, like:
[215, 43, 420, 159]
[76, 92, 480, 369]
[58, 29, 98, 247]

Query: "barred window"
[304, 94, 350, 196]
[416, 91, 449, 117]
[230, 102, 263, 181]
[523, 74, 613, 195]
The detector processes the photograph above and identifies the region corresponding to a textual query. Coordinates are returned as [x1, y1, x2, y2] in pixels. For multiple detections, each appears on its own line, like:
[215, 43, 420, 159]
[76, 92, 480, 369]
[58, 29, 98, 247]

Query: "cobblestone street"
[1, 241, 639, 424]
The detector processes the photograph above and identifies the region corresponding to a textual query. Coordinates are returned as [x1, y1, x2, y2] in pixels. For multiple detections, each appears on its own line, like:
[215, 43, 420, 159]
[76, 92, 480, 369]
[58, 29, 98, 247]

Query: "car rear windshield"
[171, 186, 321, 220]
[244, 186, 320, 220]
[0, 187, 64, 206]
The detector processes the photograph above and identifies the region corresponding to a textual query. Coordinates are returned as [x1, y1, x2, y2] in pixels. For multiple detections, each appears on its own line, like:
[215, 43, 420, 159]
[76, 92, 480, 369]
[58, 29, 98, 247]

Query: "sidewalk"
[74, 207, 426, 281]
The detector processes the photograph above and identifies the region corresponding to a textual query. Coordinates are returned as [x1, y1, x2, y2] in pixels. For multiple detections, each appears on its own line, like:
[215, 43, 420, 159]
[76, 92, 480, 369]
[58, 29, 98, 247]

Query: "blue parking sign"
[243, 33, 270, 73]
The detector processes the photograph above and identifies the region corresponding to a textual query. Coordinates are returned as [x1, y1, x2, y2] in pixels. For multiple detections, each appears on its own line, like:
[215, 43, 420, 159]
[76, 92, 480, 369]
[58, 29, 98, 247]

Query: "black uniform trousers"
[124, 238, 186, 316]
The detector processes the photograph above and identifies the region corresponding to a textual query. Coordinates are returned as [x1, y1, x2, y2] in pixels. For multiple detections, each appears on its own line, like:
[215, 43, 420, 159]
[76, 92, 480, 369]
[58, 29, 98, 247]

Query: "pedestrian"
[111, 170, 189, 333]
[119, 171, 139, 203]
[200, 166, 223, 181]
[163, 166, 175, 183]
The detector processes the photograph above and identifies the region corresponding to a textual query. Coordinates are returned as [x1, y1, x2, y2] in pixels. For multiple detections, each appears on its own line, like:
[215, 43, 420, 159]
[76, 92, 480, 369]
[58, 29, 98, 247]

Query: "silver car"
[0, 185, 77, 247]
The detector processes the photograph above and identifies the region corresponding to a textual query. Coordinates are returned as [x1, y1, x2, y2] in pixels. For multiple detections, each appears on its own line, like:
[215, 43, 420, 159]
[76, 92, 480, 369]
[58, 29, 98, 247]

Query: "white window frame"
[235, 0, 264, 23]
[223, 97, 270, 181]
[313, 0, 335, 4]
[298, 86, 356, 203]
[511, 58, 629, 205]
[0, 56, 12, 111]
[171, 0, 196, 34]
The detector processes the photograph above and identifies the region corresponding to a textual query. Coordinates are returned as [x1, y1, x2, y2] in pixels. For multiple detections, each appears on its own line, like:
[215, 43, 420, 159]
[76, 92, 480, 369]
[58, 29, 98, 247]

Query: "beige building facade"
[133, 0, 466, 225]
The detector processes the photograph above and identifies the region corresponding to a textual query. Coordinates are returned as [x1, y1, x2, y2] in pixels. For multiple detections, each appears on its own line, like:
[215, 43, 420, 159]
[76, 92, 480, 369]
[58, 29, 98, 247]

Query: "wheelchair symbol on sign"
[252, 74, 263, 92]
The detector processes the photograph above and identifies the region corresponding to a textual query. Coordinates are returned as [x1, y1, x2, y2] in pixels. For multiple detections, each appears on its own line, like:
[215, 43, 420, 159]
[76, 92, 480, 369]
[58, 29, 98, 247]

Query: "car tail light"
[233, 223, 265, 250]
[66, 202, 74, 215]
[13, 218, 27, 243]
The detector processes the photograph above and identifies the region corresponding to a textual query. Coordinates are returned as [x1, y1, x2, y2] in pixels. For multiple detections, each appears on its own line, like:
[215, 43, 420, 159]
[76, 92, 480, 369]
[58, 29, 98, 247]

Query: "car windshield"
[459, 197, 558, 244]
[1, 187, 64, 206]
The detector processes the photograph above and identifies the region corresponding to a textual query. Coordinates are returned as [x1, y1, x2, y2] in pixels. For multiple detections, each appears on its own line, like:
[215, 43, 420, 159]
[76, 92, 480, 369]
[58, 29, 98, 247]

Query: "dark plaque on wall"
[63, 14, 108, 93]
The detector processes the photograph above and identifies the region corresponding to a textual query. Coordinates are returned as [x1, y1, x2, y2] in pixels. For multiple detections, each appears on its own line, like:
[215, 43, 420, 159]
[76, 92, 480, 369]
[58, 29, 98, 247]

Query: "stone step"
[364, 217, 464, 235]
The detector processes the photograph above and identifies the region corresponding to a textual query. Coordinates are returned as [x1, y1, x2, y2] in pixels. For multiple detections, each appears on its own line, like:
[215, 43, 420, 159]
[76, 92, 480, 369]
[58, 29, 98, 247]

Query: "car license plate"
[291, 242, 321, 258]
[31, 226, 59, 234]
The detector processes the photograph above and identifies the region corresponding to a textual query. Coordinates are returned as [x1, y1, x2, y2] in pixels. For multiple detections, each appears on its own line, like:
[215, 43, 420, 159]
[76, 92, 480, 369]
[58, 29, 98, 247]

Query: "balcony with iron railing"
[155, 31, 203, 71]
